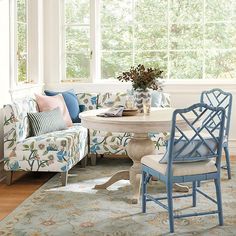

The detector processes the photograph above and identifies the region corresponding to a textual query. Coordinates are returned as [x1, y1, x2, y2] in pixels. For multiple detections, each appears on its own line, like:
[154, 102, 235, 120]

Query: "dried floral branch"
[117, 64, 163, 91]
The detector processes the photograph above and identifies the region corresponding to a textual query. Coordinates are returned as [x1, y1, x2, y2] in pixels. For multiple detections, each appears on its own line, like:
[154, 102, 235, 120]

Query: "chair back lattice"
[201, 88, 232, 138]
[168, 103, 225, 166]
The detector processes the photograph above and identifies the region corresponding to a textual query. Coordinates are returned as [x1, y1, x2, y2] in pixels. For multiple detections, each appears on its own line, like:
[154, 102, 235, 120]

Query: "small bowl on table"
[122, 108, 138, 116]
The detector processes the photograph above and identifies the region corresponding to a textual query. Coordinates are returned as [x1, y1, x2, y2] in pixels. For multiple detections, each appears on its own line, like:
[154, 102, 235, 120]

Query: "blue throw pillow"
[44, 89, 81, 123]
[159, 137, 218, 164]
[151, 91, 163, 107]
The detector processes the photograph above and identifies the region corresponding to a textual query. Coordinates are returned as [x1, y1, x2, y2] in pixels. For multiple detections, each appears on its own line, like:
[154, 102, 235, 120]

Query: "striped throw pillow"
[28, 108, 67, 136]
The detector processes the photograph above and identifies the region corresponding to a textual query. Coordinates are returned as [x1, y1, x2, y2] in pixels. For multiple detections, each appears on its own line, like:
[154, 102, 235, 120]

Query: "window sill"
[59, 79, 236, 86]
[164, 79, 236, 85]
[46, 79, 236, 94]
[10, 82, 45, 93]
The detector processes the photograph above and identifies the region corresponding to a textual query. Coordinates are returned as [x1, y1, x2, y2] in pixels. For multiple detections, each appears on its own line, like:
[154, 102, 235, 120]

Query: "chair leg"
[192, 181, 197, 207]
[166, 181, 174, 233]
[6, 171, 13, 185]
[61, 171, 68, 186]
[224, 146, 231, 179]
[80, 155, 87, 168]
[214, 178, 224, 226]
[197, 180, 201, 187]
[90, 154, 97, 166]
[142, 171, 147, 213]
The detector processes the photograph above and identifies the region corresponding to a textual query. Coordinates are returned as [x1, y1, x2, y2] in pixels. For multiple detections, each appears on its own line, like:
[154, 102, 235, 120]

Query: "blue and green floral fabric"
[77, 93, 98, 110]
[3, 99, 88, 173]
[97, 92, 127, 108]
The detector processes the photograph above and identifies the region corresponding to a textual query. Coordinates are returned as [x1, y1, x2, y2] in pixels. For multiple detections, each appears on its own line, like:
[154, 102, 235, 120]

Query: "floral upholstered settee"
[3, 97, 88, 186]
[77, 92, 170, 165]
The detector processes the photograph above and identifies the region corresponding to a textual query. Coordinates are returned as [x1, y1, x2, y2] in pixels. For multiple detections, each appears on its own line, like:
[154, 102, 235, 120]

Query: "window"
[63, 0, 91, 81]
[63, 0, 236, 81]
[16, 0, 28, 82]
[100, 0, 168, 79]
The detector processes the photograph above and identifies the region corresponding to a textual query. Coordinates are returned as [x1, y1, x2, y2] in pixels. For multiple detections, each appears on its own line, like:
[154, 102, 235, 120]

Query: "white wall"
[0, 0, 11, 107]
[44, 0, 61, 85]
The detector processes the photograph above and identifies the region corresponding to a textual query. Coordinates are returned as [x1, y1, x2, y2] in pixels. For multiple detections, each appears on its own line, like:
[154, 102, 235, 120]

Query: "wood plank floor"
[0, 172, 55, 221]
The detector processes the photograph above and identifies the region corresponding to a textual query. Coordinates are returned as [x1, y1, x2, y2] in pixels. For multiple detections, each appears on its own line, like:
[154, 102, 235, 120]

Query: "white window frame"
[15, 0, 29, 84]
[61, 0, 236, 83]
[10, 0, 43, 93]
[61, 0, 100, 83]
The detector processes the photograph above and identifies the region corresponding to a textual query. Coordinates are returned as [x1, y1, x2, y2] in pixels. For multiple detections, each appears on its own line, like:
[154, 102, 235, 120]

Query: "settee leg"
[61, 171, 68, 186]
[6, 171, 13, 185]
[80, 156, 87, 168]
[91, 154, 97, 166]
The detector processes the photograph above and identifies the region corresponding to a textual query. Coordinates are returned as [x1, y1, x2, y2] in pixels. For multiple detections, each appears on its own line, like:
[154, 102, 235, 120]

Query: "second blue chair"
[201, 88, 232, 179]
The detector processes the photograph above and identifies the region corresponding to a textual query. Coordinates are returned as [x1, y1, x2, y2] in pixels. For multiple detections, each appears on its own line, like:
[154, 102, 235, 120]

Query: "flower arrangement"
[117, 64, 163, 91]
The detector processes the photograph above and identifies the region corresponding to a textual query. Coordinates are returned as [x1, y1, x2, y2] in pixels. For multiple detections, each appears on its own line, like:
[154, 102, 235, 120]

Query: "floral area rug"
[0, 158, 236, 236]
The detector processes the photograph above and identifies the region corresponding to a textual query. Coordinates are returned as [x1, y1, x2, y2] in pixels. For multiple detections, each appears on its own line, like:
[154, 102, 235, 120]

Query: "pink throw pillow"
[35, 94, 73, 127]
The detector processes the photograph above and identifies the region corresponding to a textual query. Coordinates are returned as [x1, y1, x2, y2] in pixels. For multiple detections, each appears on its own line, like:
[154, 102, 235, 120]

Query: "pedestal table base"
[94, 133, 189, 203]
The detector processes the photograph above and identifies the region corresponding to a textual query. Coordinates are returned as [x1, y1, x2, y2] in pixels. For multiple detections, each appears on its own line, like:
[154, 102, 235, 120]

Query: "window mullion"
[16, 0, 28, 84]
[167, 0, 170, 80]
[132, 0, 135, 66]
[90, 0, 95, 82]
[91, 0, 101, 82]
[26, 0, 28, 83]
[60, 0, 66, 82]
[203, 0, 206, 80]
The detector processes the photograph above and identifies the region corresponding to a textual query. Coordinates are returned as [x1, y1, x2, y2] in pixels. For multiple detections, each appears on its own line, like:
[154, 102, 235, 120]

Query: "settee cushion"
[44, 89, 81, 123]
[28, 108, 67, 136]
[4, 124, 88, 172]
[90, 130, 132, 155]
[89, 130, 168, 156]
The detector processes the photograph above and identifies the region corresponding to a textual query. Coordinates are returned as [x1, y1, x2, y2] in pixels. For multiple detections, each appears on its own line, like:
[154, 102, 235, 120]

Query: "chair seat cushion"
[141, 154, 217, 176]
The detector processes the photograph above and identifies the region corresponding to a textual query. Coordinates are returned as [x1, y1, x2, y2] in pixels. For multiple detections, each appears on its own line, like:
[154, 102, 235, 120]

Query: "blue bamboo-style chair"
[141, 103, 225, 233]
[200, 88, 232, 179]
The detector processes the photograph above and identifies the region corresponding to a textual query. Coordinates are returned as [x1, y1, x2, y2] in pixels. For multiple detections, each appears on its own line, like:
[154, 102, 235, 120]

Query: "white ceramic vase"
[134, 89, 151, 113]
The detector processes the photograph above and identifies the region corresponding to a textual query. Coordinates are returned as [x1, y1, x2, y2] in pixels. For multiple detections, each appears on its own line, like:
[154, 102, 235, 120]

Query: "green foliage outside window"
[17, 0, 27, 82]
[65, 0, 236, 80]
[65, 0, 90, 80]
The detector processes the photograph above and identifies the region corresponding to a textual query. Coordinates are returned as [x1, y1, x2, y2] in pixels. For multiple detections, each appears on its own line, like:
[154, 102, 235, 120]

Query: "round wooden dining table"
[80, 107, 193, 204]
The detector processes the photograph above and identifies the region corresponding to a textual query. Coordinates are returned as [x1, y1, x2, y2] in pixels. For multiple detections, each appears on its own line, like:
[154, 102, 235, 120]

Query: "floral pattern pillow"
[77, 93, 98, 110]
[98, 92, 127, 108]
